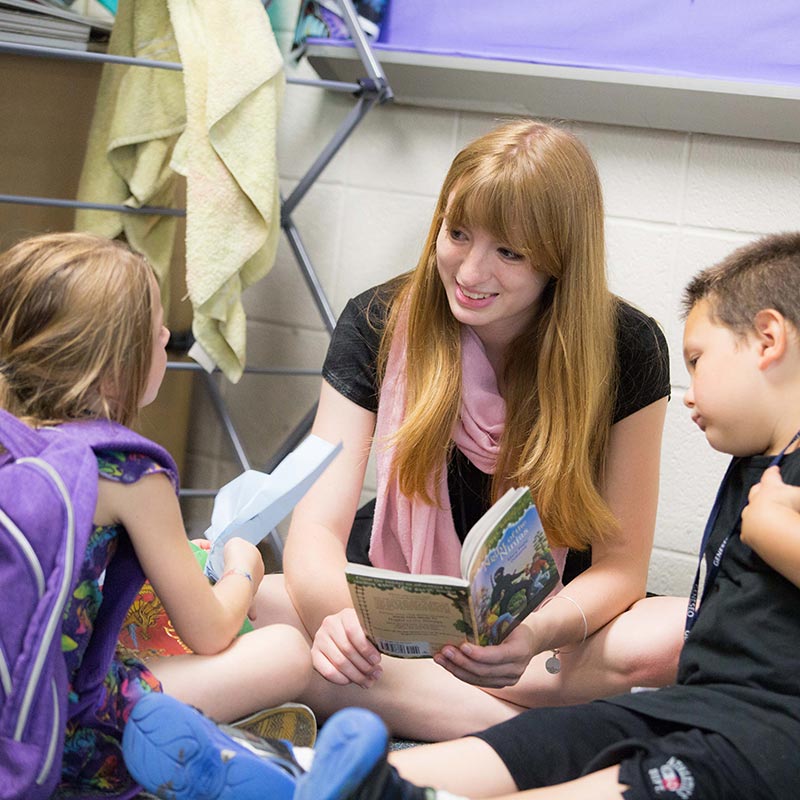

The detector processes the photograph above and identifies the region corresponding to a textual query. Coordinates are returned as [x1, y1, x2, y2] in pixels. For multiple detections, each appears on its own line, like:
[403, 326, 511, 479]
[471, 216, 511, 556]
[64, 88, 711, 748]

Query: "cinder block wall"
[183, 1, 800, 595]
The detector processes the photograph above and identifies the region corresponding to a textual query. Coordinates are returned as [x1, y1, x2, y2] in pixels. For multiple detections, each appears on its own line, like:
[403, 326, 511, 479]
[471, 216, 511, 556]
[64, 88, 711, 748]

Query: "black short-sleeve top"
[323, 282, 670, 553]
[604, 449, 800, 800]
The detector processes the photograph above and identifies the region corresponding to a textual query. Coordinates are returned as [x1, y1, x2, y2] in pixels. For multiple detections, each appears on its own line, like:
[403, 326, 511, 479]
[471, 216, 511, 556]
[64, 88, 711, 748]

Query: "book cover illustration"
[467, 495, 559, 646]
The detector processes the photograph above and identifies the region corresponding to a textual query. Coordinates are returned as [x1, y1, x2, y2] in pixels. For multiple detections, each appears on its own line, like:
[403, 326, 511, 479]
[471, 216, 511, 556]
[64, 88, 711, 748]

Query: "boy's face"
[683, 299, 768, 457]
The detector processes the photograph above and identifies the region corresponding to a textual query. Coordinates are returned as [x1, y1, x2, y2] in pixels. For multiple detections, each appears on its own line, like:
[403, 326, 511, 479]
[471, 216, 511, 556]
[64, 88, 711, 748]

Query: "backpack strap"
[0, 414, 180, 491]
[0, 409, 46, 460]
[70, 533, 145, 718]
[56, 420, 180, 492]
[51, 420, 181, 718]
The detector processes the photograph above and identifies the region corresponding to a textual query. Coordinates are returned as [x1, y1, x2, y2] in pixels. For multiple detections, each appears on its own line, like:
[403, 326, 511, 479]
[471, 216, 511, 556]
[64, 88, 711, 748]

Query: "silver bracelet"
[539, 594, 588, 675]
[221, 567, 253, 583]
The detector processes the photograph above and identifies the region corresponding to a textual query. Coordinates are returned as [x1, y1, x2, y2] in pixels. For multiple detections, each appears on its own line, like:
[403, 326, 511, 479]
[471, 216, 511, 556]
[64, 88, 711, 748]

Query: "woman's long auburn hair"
[377, 120, 619, 550]
[0, 232, 156, 428]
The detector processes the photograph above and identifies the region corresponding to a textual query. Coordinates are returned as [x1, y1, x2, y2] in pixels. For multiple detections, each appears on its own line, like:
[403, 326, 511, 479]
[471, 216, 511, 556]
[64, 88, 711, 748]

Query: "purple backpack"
[0, 409, 177, 800]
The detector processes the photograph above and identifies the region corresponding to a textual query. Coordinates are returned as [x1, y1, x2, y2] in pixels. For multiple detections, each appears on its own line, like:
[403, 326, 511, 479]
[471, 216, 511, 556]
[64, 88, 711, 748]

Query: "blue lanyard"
[684, 429, 800, 639]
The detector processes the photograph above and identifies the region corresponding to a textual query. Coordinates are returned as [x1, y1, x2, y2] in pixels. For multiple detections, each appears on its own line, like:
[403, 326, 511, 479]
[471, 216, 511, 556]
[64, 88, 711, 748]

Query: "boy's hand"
[741, 466, 800, 588]
[741, 467, 800, 548]
[750, 466, 800, 511]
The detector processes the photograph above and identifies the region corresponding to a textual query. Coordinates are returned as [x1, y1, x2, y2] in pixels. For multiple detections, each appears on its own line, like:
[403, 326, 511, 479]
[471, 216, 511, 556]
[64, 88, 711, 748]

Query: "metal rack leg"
[202, 371, 284, 562]
[203, 371, 251, 472]
[193, 0, 394, 564]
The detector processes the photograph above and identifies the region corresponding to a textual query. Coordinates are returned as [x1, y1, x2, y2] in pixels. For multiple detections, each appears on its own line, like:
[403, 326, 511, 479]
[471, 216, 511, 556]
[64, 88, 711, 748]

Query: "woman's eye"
[449, 228, 466, 241]
[499, 247, 523, 260]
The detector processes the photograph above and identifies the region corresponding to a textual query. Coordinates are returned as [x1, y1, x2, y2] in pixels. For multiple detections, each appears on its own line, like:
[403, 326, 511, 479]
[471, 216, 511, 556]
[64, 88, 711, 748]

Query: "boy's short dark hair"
[682, 231, 800, 335]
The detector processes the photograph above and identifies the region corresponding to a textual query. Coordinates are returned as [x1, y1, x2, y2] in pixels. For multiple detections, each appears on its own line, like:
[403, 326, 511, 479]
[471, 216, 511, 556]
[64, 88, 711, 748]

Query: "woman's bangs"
[446, 173, 531, 255]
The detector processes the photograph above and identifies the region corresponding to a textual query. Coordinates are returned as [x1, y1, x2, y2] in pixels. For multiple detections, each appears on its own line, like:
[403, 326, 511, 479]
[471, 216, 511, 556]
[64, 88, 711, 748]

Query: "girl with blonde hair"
[260, 119, 686, 740]
[0, 232, 312, 797]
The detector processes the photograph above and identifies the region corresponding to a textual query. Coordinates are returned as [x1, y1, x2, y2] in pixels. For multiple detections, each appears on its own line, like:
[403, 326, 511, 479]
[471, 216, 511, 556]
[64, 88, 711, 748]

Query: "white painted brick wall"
[183, 3, 800, 596]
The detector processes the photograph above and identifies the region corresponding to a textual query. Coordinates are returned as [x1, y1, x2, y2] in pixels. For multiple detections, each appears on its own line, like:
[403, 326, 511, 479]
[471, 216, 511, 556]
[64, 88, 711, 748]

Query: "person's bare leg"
[491, 766, 628, 800]
[250, 574, 525, 739]
[249, 572, 313, 635]
[148, 623, 312, 722]
[302, 655, 525, 740]
[390, 736, 518, 797]
[487, 595, 686, 708]
[300, 596, 685, 740]
[390, 741, 627, 800]
[249, 576, 685, 740]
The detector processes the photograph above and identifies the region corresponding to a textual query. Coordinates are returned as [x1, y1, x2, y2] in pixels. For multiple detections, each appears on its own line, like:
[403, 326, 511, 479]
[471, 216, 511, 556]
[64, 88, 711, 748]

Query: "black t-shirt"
[323, 283, 670, 565]
[324, 283, 670, 423]
[605, 449, 800, 799]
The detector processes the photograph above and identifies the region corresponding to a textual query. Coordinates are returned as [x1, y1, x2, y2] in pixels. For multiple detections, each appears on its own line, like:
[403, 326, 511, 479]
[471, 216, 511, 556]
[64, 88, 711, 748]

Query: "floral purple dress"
[57, 451, 170, 798]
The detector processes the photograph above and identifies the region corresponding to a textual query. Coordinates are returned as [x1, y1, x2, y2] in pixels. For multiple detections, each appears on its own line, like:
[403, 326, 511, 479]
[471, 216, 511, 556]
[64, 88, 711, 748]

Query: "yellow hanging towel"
[168, 0, 285, 382]
[75, 0, 185, 309]
[77, 0, 285, 381]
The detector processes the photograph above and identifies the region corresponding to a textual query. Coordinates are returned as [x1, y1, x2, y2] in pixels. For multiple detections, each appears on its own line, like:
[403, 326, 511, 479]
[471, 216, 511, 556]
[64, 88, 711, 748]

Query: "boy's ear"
[753, 308, 788, 369]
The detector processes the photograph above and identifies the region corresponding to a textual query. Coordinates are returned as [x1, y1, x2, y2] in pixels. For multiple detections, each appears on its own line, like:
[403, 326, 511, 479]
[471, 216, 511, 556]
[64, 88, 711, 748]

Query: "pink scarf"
[368, 316, 567, 579]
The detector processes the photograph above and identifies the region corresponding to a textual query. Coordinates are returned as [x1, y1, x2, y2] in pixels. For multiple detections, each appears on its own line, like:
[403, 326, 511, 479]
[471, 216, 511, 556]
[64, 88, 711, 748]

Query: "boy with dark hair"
[123, 231, 800, 800]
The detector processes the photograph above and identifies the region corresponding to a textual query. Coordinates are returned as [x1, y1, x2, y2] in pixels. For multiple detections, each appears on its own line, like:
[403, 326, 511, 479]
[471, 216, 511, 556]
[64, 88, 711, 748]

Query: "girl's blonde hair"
[0, 232, 156, 428]
[379, 120, 618, 550]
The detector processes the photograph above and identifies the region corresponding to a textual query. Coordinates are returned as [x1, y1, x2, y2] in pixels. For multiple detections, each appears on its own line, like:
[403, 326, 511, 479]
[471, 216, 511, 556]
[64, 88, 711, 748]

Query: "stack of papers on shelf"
[38, 0, 114, 29]
[0, 0, 112, 51]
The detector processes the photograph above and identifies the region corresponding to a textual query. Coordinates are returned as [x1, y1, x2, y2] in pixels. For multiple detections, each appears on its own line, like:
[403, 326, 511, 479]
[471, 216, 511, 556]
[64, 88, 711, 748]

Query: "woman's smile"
[455, 281, 499, 308]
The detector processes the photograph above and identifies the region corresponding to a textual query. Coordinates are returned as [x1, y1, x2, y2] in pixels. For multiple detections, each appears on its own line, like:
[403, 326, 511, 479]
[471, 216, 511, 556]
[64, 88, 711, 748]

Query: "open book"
[346, 487, 558, 658]
[203, 435, 342, 581]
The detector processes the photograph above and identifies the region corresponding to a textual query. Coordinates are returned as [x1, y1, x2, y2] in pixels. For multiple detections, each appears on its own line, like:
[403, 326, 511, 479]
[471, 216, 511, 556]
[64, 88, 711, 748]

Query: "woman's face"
[436, 214, 550, 351]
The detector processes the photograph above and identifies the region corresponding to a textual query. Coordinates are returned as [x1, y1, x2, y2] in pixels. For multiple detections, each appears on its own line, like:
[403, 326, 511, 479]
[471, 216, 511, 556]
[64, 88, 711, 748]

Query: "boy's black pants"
[472, 700, 774, 800]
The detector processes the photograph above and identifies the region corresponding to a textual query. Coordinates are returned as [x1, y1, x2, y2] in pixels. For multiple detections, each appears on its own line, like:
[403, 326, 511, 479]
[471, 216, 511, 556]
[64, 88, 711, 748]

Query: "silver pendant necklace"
[545, 651, 562, 674]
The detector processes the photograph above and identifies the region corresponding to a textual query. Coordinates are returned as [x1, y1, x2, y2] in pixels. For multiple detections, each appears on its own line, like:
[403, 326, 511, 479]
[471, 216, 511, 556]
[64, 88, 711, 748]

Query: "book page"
[204, 435, 342, 580]
[347, 573, 475, 658]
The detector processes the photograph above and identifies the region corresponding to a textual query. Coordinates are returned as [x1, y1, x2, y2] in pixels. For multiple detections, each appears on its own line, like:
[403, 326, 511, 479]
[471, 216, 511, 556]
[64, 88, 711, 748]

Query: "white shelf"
[307, 44, 800, 143]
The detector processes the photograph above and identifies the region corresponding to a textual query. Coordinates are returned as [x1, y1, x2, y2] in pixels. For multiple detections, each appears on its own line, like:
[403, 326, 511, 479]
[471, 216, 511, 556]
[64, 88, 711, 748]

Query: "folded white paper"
[204, 435, 342, 581]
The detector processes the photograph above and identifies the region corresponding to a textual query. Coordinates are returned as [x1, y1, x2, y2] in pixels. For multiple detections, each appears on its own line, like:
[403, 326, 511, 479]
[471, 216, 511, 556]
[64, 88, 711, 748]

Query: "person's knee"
[605, 597, 684, 687]
[250, 573, 308, 631]
[247, 622, 314, 697]
[621, 644, 680, 688]
[276, 624, 315, 692]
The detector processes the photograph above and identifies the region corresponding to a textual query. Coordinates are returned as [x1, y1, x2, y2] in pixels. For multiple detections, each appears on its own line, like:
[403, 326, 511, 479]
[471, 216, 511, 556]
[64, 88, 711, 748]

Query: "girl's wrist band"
[539, 594, 588, 675]
[221, 567, 253, 583]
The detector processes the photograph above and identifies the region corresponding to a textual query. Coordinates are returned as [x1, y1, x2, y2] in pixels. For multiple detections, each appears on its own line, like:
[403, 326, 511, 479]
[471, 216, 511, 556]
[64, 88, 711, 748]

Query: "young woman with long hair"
[257, 119, 686, 741]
